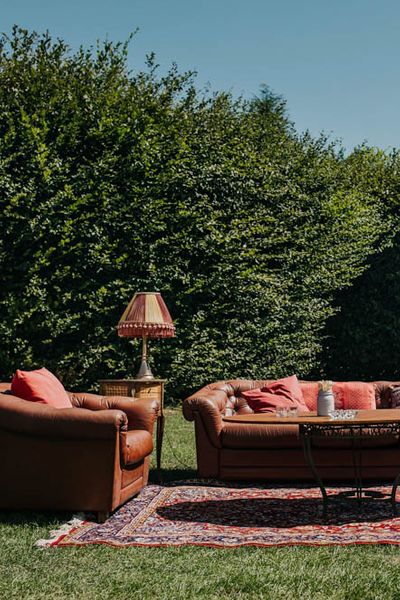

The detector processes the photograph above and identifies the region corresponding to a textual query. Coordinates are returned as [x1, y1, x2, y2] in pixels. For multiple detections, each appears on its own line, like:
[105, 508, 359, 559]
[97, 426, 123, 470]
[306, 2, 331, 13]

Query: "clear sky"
[2, 0, 400, 151]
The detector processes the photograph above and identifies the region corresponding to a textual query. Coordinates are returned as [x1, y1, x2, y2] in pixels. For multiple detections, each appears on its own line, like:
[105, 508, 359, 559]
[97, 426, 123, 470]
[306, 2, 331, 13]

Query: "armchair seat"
[0, 383, 158, 521]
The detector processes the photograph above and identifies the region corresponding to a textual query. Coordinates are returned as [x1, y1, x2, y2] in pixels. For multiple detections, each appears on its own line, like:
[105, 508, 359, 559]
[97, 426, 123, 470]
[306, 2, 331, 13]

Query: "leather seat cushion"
[221, 424, 301, 449]
[221, 424, 399, 450]
[312, 430, 399, 448]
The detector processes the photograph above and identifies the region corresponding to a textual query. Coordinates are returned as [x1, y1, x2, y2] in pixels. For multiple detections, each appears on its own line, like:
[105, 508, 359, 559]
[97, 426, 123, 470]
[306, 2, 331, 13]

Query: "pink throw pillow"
[333, 382, 376, 410]
[11, 367, 72, 409]
[242, 375, 310, 413]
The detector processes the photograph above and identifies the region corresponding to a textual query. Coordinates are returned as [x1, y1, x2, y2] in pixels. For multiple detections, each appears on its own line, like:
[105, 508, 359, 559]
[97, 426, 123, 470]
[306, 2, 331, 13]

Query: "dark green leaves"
[0, 28, 397, 399]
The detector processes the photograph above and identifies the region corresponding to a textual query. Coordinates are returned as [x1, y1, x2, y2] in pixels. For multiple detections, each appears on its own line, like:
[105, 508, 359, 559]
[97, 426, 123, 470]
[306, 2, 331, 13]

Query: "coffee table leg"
[350, 433, 363, 505]
[300, 427, 328, 516]
[391, 473, 400, 515]
[390, 425, 400, 515]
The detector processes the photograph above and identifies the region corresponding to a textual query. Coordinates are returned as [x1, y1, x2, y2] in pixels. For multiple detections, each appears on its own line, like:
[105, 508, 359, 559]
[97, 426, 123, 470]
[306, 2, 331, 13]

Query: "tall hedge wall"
[0, 29, 398, 401]
[318, 149, 400, 380]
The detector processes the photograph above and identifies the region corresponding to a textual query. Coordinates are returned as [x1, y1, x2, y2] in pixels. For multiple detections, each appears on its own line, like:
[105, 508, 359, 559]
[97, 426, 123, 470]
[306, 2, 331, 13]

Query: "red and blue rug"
[37, 481, 400, 548]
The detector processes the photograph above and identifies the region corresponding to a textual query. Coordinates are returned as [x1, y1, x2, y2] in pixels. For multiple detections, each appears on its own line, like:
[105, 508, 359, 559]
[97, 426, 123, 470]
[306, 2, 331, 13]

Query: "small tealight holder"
[329, 409, 358, 420]
[276, 406, 297, 417]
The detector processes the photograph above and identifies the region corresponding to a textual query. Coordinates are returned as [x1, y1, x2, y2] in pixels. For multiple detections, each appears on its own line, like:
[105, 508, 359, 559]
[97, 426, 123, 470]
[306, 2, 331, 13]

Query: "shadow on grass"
[0, 509, 73, 527]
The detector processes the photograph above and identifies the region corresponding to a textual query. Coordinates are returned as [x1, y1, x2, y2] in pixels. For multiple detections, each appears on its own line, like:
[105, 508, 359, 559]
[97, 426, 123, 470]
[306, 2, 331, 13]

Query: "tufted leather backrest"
[199, 380, 269, 416]
[196, 379, 400, 415]
[372, 381, 400, 408]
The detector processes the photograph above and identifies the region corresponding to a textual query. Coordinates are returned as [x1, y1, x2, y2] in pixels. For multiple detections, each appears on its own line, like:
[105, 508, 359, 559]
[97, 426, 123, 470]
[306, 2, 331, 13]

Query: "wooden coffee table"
[223, 410, 400, 515]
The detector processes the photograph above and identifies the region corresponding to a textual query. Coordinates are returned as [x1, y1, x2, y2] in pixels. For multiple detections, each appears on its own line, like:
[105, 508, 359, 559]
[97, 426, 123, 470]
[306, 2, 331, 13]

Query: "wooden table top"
[222, 409, 400, 426]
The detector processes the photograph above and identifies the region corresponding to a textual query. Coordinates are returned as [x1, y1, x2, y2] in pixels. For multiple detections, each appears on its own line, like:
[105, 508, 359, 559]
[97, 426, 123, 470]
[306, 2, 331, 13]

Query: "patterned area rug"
[38, 482, 400, 548]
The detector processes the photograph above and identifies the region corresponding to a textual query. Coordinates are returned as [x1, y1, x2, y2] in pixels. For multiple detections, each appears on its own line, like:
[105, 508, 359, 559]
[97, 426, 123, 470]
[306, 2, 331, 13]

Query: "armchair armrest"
[106, 398, 159, 433]
[0, 393, 127, 440]
[69, 392, 159, 434]
[183, 389, 227, 447]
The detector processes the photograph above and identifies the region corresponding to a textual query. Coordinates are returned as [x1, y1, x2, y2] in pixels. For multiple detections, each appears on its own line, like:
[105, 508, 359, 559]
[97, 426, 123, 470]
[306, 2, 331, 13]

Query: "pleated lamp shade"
[117, 292, 175, 379]
[117, 292, 175, 338]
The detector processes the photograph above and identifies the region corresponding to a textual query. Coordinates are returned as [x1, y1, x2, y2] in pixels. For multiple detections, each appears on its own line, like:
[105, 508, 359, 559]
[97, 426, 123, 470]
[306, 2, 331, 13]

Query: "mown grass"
[1, 409, 400, 599]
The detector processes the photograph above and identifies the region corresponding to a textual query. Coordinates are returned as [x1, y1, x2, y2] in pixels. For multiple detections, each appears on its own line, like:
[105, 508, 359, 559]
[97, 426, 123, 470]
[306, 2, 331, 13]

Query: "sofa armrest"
[0, 393, 127, 440]
[69, 392, 159, 434]
[183, 389, 227, 447]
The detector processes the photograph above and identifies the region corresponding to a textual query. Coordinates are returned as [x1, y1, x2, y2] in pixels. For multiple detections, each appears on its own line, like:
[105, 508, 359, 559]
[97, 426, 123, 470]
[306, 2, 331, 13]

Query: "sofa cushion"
[299, 382, 376, 411]
[311, 432, 399, 449]
[333, 382, 376, 410]
[11, 368, 72, 409]
[221, 423, 301, 449]
[300, 382, 319, 410]
[221, 423, 398, 451]
[241, 375, 309, 413]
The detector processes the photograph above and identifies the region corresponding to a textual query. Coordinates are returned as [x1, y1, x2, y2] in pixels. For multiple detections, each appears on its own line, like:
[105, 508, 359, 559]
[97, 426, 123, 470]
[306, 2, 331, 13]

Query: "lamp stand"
[136, 336, 154, 380]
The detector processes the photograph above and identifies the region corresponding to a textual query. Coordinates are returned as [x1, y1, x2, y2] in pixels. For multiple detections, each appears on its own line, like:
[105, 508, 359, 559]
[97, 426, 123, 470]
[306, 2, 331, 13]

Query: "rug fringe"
[35, 513, 86, 548]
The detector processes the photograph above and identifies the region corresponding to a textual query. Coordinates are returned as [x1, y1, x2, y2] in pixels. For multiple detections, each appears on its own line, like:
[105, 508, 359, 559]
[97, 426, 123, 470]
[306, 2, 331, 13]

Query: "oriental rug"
[37, 481, 400, 548]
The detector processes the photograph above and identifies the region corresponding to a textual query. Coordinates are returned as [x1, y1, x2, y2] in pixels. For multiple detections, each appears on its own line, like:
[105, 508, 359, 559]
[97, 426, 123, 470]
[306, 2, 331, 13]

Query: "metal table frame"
[300, 422, 400, 516]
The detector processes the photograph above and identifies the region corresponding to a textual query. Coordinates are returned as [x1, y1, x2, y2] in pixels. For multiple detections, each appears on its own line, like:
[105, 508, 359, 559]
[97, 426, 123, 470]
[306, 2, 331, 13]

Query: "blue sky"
[2, 0, 400, 151]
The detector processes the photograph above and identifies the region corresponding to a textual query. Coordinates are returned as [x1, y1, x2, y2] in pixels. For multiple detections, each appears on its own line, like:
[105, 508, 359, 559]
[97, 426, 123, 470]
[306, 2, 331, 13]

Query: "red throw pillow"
[11, 367, 72, 409]
[242, 375, 310, 413]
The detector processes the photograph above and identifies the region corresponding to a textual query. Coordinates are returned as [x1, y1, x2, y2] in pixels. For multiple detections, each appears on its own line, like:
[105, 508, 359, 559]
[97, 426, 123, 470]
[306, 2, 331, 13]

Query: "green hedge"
[0, 28, 398, 401]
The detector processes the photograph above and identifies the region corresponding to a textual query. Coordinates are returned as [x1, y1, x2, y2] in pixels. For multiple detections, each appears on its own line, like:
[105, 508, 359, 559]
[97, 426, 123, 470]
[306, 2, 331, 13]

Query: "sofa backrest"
[196, 379, 400, 416]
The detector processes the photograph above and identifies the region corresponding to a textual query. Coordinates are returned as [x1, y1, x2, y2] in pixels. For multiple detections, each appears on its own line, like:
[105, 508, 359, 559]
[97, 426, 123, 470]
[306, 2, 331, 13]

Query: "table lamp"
[117, 291, 175, 380]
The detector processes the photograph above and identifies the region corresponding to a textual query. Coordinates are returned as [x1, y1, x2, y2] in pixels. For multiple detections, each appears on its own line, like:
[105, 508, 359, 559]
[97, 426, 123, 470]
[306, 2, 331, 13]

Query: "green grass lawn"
[2, 409, 400, 600]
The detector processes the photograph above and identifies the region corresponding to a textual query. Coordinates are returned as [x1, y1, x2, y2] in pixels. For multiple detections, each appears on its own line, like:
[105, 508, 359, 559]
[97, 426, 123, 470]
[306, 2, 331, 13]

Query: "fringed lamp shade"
[117, 292, 175, 338]
[117, 292, 175, 379]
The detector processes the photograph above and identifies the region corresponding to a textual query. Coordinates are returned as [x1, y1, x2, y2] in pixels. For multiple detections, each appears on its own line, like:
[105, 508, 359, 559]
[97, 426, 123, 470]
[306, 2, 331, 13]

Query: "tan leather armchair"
[0, 383, 158, 522]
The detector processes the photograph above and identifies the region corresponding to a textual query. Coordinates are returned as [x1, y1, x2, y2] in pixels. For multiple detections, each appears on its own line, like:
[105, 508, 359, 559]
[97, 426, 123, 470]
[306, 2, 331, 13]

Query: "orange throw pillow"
[300, 382, 319, 410]
[333, 382, 376, 410]
[11, 367, 72, 409]
[242, 375, 310, 413]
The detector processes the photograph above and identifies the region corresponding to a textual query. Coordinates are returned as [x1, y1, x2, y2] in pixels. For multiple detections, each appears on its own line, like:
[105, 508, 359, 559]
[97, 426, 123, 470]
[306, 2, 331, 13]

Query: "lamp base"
[136, 359, 154, 380]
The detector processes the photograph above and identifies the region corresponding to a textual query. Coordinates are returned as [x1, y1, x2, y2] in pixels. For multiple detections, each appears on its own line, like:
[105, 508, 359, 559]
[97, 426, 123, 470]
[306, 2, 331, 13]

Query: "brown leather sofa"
[183, 379, 400, 482]
[0, 383, 158, 521]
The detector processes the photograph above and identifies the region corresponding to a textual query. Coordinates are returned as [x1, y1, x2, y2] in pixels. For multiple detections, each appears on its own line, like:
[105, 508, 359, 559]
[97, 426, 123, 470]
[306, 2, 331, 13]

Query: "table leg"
[300, 428, 328, 516]
[156, 413, 165, 483]
[391, 473, 400, 515]
[350, 432, 364, 505]
[300, 422, 400, 517]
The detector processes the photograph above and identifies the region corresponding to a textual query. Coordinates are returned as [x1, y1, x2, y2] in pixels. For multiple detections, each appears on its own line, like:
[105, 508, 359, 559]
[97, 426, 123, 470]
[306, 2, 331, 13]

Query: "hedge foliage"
[316, 149, 400, 381]
[0, 28, 399, 400]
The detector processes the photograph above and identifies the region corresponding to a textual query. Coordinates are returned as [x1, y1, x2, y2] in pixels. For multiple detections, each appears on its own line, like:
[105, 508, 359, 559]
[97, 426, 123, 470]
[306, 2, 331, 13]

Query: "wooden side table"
[99, 378, 165, 477]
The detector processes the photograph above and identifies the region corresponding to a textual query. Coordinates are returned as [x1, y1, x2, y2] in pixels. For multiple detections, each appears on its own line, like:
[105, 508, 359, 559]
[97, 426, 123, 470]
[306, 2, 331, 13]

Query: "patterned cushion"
[300, 382, 319, 410]
[333, 382, 376, 410]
